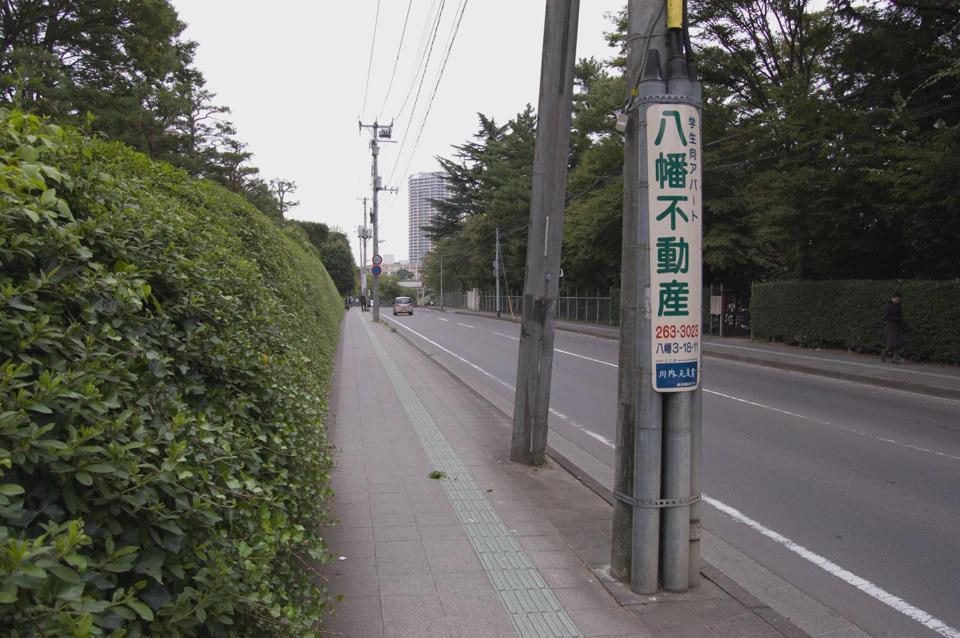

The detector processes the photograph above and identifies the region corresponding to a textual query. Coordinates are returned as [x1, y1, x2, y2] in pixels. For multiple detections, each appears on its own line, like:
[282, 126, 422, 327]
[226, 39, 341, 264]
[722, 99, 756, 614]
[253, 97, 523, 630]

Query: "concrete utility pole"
[359, 120, 397, 322]
[511, 0, 581, 464]
[612, 0, 703, 595]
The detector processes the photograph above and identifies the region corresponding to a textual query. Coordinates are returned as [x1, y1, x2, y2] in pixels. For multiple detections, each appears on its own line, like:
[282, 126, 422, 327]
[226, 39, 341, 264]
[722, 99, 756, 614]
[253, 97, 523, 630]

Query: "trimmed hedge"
[750, 280, 960, 364]
[1, 110, 341, 636]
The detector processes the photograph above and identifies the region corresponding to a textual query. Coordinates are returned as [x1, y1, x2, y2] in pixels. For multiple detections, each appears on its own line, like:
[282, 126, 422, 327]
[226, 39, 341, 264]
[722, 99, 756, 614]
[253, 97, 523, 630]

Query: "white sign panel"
[647, 103, 702, 392]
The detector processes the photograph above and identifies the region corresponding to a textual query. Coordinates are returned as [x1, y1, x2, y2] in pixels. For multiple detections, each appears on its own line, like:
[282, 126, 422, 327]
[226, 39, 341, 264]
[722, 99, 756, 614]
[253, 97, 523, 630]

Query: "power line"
[394, 1, 446, 126]
[389, 0, 469, 187]
[379, 0, 415, 121]
[386, 0, 449, 188]
[382, 0, 469, 223]
[361, 0, 383, 119]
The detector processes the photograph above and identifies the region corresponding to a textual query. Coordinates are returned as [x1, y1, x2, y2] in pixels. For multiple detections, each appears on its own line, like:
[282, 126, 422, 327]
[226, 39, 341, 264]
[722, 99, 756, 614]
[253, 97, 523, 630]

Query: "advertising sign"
[647, 103, 702, 392]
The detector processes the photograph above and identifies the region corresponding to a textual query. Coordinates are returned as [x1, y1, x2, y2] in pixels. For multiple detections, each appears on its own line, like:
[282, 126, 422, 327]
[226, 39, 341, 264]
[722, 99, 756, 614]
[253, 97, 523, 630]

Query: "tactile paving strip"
[361, 318, 582, 638]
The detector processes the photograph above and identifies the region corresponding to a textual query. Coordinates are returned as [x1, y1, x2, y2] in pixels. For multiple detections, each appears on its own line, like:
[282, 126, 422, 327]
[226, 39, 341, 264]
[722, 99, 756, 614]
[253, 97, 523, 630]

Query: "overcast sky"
[169, 1, 627, 264]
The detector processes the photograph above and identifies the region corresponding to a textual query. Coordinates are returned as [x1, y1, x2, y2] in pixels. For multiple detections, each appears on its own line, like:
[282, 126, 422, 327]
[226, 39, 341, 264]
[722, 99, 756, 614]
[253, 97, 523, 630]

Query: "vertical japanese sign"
[647, 104, 702, 392]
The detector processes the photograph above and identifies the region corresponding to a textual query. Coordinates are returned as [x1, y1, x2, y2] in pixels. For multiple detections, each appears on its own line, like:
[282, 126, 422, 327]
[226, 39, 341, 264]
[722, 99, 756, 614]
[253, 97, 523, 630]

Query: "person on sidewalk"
[359, 294, 367, 312]
[881, 292, 905, 365]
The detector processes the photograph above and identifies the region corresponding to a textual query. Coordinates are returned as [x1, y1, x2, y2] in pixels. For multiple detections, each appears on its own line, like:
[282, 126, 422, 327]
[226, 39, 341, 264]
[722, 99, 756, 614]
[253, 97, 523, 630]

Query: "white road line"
[704, 496, 960, 638]
[551, 344, 956, 462]
[494, 332, 519, 341]
[458, 323, 475, 329]
[555, 348, 617, 367]
[392, 322, 614, 448]
[705, 389, 960, 462]
[436, 317, 449, 322]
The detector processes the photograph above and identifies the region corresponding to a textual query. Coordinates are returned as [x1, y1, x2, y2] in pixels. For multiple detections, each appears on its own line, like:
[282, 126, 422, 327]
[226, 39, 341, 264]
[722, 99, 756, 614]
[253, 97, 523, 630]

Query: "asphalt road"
[384, 308, 960, 638]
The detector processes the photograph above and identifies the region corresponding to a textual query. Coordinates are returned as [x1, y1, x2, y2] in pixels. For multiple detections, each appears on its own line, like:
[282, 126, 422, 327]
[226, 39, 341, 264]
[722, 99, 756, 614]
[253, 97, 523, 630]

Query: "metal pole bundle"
[612, 0, 703, 595]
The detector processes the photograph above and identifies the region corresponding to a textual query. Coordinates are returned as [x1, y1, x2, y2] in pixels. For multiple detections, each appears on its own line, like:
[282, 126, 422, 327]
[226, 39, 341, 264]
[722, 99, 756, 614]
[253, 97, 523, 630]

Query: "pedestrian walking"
[881, 292, 905, 365]
[360, 294, 367, 312]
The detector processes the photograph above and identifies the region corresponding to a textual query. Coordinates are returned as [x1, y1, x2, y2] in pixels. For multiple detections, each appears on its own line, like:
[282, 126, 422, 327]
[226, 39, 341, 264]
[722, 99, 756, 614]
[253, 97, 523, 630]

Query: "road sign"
[371, 265, 382, 276]
[372, 254, 383, 265]
[647, 103, 702, 392]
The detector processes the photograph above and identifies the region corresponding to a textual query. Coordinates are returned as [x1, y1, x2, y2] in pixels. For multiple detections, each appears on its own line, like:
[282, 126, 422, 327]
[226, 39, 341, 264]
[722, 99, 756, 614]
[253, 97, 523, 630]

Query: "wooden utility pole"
[511, 0, 580, 464]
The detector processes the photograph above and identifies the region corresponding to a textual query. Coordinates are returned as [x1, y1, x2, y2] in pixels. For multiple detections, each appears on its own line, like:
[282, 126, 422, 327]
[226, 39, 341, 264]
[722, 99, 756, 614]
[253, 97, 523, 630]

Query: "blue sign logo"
[655, 362, 698, 389]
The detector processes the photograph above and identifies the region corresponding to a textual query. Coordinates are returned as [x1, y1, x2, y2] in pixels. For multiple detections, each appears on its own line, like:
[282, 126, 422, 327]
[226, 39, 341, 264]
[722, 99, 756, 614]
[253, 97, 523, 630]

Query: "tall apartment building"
[408, 171, 450, 265]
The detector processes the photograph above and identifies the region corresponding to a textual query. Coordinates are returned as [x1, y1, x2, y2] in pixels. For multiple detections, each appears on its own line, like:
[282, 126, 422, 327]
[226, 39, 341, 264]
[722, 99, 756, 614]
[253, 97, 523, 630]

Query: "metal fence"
[440, 290, 467, 309]
[479, 291, 523, 317]
[442, 289, 616, 325]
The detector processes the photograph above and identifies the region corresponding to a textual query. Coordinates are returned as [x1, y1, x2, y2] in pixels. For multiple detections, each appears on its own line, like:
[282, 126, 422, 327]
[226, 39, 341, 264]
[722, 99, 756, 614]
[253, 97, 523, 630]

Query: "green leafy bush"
[0, 110, 341, 636]
[750, 280, 960, 364]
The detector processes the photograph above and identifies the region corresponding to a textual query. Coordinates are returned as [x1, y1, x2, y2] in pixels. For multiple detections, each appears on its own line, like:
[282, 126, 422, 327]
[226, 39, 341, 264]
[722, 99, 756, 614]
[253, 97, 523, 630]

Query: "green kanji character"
[656, 195, 689, 230]
[656, 236, 689, 274]
[658, 280, 690, 317]
[655, 152, 688, 189]
[654, 111, 687, 147]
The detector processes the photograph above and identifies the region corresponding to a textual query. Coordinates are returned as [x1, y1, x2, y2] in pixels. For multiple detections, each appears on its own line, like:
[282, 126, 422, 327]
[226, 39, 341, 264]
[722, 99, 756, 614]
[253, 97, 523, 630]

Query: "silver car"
[393, 296, 413, 315]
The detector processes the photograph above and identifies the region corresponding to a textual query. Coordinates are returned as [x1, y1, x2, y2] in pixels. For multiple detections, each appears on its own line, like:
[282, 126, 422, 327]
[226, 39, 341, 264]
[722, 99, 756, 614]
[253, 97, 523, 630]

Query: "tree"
[1, 0, 188, 141]
[365, 274, 403, 301]
[426, 108, 537, 291]
[0, 1, 288, 219]
[693, 0, 959, 283]
[321, 239, 357, 296]
[268, 178, 299, 226]
[422, 114, 506, 243]
[395, 268, 414, 281]
[561, 55, 627, 290]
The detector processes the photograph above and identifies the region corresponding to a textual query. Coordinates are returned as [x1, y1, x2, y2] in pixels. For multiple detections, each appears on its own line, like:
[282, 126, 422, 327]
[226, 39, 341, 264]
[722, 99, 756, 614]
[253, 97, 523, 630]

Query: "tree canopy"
[0, 0, 352, 252]
[425, 0, 959, 296]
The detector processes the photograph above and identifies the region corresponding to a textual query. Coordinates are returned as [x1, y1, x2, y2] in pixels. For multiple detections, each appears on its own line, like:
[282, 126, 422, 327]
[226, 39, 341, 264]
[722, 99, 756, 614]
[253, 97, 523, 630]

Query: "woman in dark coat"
[881, 292, 904, 364]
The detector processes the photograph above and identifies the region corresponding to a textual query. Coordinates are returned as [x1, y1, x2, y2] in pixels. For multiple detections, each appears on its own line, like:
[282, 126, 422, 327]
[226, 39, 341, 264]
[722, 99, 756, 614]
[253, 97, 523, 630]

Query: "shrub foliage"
[750, 280, 960, 365]
[0, 110, 341, 636]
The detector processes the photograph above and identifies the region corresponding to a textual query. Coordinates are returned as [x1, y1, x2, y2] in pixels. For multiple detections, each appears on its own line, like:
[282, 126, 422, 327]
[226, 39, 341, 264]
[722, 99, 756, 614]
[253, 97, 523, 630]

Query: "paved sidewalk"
[449, 309, 960, 401]
[320, 310, 806, 637]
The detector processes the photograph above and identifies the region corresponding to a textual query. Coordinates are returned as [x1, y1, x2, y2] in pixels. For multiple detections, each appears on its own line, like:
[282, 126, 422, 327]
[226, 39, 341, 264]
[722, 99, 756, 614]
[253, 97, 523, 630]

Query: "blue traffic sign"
[371, 265, 382, 276]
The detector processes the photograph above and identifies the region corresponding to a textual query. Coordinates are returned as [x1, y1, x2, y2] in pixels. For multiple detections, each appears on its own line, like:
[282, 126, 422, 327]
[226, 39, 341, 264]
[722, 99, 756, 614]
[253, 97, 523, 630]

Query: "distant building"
[381, 260, 420, 280]
[408, 172, 450, 265]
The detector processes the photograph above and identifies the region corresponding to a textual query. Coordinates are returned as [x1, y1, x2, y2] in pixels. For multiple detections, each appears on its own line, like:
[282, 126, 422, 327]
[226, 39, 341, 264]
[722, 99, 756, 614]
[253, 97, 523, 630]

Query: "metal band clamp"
[625, 93, 701, 114]
[614, 491, 702, 509]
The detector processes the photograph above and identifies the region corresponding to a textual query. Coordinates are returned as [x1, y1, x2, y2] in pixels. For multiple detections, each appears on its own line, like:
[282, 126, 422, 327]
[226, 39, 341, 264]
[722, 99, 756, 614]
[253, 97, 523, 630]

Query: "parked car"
[393, 296, 413, 315]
